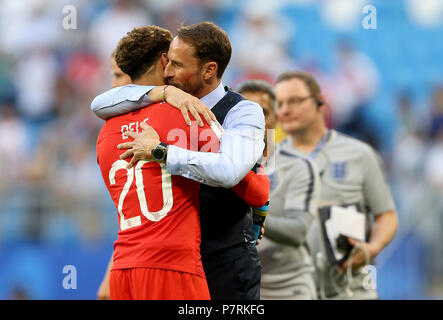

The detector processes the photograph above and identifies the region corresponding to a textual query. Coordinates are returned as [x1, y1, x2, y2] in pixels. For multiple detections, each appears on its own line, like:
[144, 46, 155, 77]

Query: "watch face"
[153, 148, 164, 160]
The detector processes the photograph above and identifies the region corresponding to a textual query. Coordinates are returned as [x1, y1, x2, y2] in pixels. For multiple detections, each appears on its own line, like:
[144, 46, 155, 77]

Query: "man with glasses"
[274, 71, 398, 300]
[236, 79, 320, 300]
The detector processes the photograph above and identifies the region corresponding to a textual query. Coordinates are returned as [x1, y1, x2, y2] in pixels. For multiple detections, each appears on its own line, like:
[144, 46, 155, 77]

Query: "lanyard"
[309, 130, 330, 159]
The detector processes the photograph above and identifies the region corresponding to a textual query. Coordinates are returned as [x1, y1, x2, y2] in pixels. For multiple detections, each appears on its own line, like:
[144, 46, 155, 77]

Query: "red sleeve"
[232, 165, 270, 207]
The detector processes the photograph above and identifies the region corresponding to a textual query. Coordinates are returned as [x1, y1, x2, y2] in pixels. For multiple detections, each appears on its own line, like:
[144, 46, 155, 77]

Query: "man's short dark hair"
[276, 71, 323, 106]
[236, 79, 277, 112]
[276, 71, 321, 95]
[115, 26, 173, 81]
[177, 22, 231, 79]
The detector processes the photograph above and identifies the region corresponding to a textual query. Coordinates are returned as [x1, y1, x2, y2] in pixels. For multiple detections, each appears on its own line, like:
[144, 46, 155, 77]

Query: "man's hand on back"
[148, 85, 216, 127]
[118, 123, 160, 169]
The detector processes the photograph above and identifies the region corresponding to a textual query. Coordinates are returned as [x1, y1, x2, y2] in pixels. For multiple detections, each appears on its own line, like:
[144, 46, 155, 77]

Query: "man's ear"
[161, 53, 168, 69]
[316, 93, 325, 108]
[201, 61, 218, 80]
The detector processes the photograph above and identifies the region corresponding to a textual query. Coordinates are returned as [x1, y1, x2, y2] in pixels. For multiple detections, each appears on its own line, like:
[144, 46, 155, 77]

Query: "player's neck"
[133, 75, 164, 87]
[133, 66, 165, 86]
[290, 122, 328, 154]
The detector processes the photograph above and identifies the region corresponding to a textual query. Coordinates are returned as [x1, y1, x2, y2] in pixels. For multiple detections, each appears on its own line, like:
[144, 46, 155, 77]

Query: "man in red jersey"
[97, 26, 217, 300]
[98, 46, 221, 301]
[96, 26, 269, 300]
[97, 52, 132, 301]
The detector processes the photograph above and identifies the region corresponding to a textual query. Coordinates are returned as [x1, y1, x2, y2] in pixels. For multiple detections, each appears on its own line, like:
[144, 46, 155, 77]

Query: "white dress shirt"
[90, 82, 265, 188]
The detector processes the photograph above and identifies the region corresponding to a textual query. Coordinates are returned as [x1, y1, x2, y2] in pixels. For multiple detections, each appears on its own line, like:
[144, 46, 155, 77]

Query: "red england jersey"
[96, 103, 218, 276]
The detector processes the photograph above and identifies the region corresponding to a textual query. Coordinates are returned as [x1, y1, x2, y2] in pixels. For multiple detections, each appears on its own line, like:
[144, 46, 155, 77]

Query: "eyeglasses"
[278, 95, 315, 108]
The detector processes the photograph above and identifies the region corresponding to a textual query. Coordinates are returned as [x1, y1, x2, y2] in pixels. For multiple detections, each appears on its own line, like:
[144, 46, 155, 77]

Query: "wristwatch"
[151, 142, 168, 161]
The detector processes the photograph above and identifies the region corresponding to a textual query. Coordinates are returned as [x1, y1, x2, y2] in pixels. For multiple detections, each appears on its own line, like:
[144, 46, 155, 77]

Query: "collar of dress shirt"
[199, 81, 227, 110]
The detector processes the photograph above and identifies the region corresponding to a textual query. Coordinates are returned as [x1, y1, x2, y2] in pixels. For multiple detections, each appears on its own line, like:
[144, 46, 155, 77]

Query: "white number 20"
[109, 160, 173, 230]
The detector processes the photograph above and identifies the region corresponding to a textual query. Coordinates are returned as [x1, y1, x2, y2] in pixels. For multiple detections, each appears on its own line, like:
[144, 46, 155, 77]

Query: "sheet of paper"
[330, 205, 366, 241]
[325, 219, 344, 261]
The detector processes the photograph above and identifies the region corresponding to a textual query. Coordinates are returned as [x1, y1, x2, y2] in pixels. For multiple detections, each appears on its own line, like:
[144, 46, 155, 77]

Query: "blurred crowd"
[0, 0, 443, 297]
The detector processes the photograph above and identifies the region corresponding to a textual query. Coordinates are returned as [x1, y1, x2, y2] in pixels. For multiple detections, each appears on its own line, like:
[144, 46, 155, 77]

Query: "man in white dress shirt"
[90, 22, 266, 299]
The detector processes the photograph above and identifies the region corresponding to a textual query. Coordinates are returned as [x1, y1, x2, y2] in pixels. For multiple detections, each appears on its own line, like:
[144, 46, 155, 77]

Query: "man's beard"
[166, 78, 203, 97]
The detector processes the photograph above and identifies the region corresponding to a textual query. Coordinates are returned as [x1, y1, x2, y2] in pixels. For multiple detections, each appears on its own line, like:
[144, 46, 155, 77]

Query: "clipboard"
[318, 203, 368, 265]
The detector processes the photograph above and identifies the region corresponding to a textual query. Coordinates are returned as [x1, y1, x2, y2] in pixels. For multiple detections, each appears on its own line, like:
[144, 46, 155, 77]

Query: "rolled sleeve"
[91, 85, 155, 120]
[166, 143, 252, 188]
[166, 100, 265, 188]
[362, 148, 396, 215]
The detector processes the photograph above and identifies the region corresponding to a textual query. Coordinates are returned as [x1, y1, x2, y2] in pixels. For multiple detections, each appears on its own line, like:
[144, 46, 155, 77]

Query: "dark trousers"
[202, 243, 262, 300]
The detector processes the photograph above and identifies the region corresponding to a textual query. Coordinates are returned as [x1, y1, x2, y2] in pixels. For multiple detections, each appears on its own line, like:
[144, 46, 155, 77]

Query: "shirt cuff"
[166, 145, 189, 176]
[124, 85, 154, 102]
